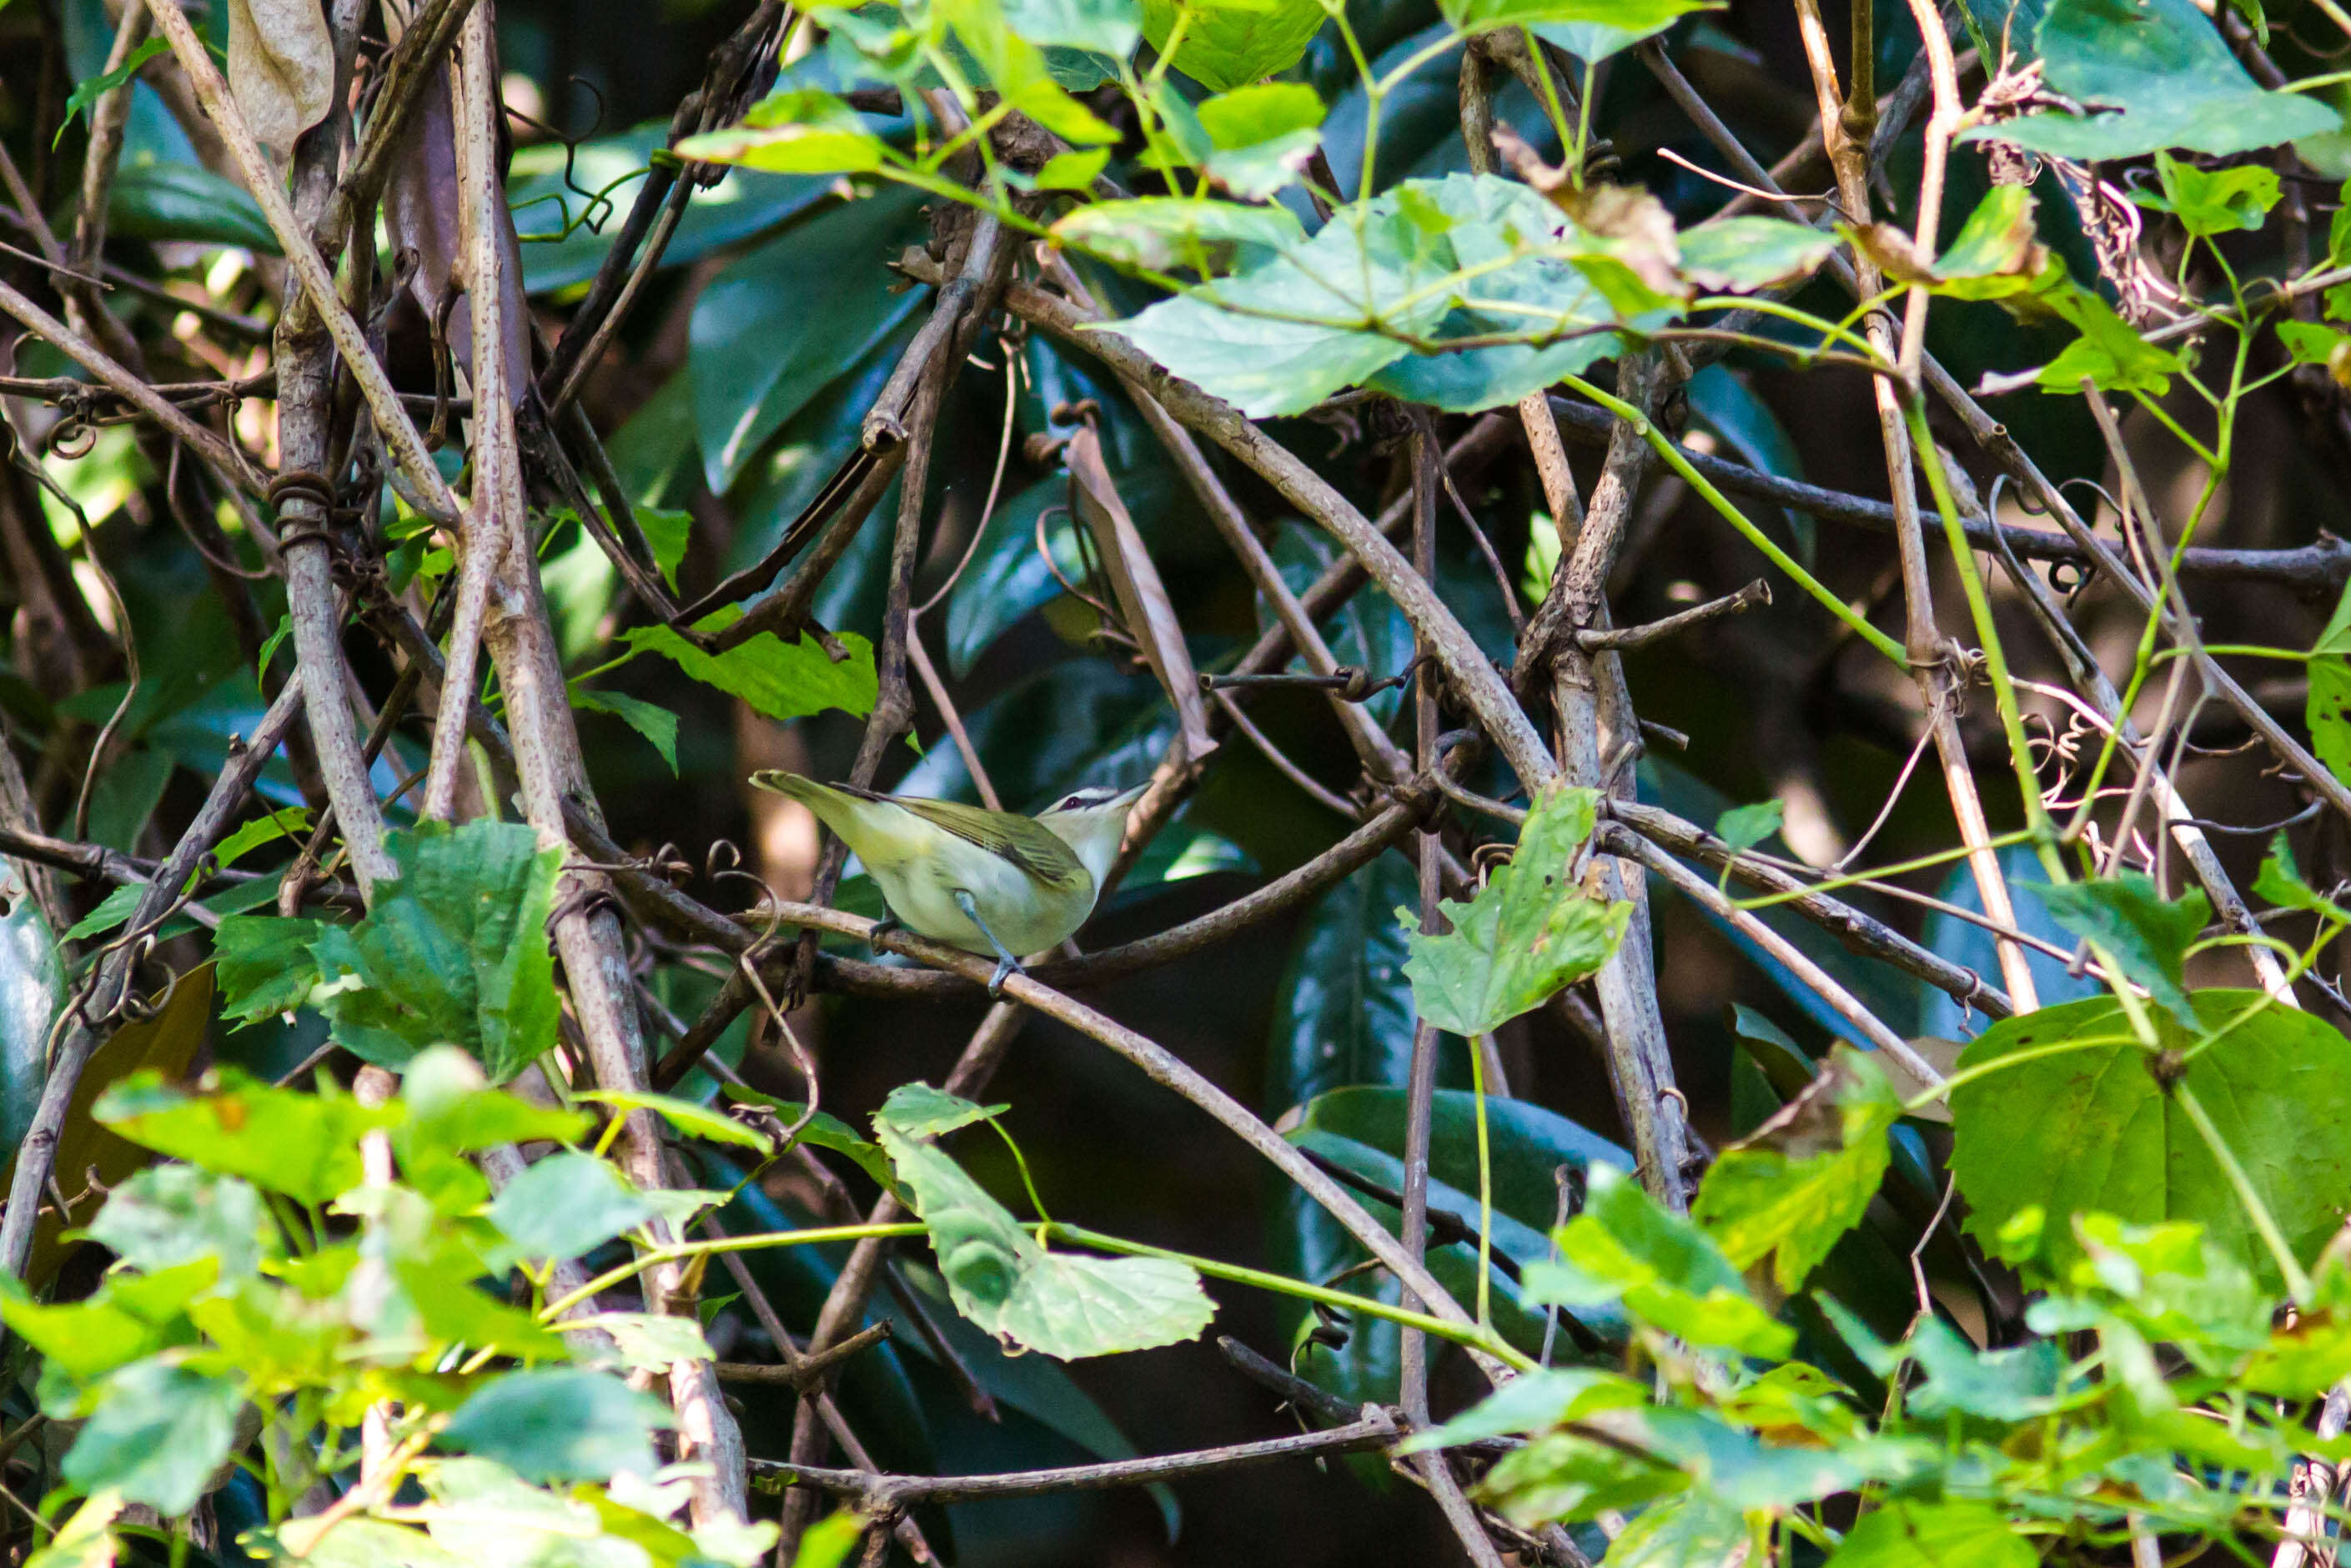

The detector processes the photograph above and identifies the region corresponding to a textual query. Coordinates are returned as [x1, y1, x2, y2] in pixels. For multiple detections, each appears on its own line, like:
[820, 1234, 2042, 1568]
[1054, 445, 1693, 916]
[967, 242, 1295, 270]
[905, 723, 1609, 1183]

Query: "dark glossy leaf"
[689, 187, 927, 490]
[1268, 852, 1419, 1110]
[438, 1369, 674, 1481]
[108, 162, 279, 252]
[2027, 872, 2208, 1029]
[1949, 991, 2351, 1290]
[309, 821, 560, 1080]
[0, 860, 62, 1159]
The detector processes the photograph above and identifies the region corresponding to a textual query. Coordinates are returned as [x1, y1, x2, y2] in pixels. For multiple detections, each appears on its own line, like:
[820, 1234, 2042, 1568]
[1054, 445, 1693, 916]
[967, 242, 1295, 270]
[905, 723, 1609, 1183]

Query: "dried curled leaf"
[227, 0, 334, 153]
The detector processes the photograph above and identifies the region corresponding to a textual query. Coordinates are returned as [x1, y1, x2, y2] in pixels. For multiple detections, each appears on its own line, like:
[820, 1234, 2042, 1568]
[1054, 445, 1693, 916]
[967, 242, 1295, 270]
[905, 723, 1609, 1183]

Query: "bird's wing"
[882, 794, 1091, 892]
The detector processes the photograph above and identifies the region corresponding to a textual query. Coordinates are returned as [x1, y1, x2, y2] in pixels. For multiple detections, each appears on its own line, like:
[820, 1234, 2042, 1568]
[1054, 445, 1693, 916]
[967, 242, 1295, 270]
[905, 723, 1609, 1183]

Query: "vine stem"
[2173, 1081, 2314, 1304]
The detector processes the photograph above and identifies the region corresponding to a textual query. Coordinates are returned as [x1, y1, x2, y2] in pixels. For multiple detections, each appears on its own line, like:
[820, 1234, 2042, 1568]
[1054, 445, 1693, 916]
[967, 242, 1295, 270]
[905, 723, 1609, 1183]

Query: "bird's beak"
[1113, 782, 1151, 812]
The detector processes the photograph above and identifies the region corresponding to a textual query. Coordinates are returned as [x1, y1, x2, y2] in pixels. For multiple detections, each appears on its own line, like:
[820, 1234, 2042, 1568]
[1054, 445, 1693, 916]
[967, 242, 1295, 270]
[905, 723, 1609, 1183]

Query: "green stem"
[541, 1222, 930, 1320]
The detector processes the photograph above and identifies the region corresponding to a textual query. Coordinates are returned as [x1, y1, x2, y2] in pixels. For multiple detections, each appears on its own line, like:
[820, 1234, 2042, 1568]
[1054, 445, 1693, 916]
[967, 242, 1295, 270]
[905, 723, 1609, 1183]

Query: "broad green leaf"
[108, 162, 279, 252]
[1140, 0, 1326, 91]
[1400, 785, 1626, 1035]
[635, 506, 692, 591]
[0, 1259, 214, 1385]
[398, 1046, 590, 1158]
[1371, 173, 1638, 413]
[2141, 150, 2280, 235]
[1051, 195, 1305, 273]
[578, 1088, 776, 1154]
[1975, 0, 2335, 157]
[1675, 217, 1835, 293]
[571, 688, 681, 775]
[396, 1269, 571, 1365]
[1692, 1045, 1901, 1290]
[873, 1113, 1213, 1357]
[96, 1068, 395, 1206]
[438, 1370, 675, 1482]
[66, 881, 146, 942]
[62, 1360, 242, 1516]
[1446, 0, 1714, 38]
[1949, 992, 2351, 1290]
[209, 807, 312, 869]
[622, 611, 878, 724]
[791, 1515, 865, 1568]
[1470, 1425, 1680, 1526]
[1823, 1500, 2036, 1567]
[718, 1086, 897, 1192]
[212, 914, 324, 1023]
[2027, 873, 2208, 1029]
[936, 0, 1120, 143]
[1491, 0, 1716, 61]
[1904, 1318, 2065, 1420]
[1033, 147, 1110, 189]
[2278, 319, 2351, 370]
[2310, 655, 2351, 783]
[1917, 185, 2049, 299]
[686, 186, 927, 490]
[876, 1081, 1007, 1138]
[1530, 1164, 1793, 1357]
[309, 821, 561, 1081]
[84, 1165, 266, 1279]
[489, 1150, 660, 1262]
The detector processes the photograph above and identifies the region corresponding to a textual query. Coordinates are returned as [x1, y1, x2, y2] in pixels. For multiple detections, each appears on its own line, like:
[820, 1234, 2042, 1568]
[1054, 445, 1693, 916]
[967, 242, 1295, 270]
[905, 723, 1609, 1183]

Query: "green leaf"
[1713, 799, 1784, 855]
[1948, 992, 2351, 1290]
[1400, 785, 1627, 1035]
[65, 881, 147, 942]
[570, 688, 681, 776]
[309, 821, 562, 1081]
[1051, 195, 1306, 274]
[1534, 0, 1716, 62]
[2309, 654, 2351, 785]
[438, 1369, 675, 1482]
[1529, 1163, 1794, 1357]
[1396, 1366, 1645, 1452]
[1196, 83, 1324, 200]
[2027, 872, 2208, 1030]
[578, 1088, 775, 1154]
[2032, 274, 2185, 395]
[876, 1081, 1007, 1138]
[717, 1086, 898, 1192]
[1691, 1045, 1901, 1291]
[1139, 0, 1326, 91]
[0, 1260, 214, 1384]
[108, 162, 279, 252]
[1675, 217, 1836, 293]
[62, 1360, 243, 1516]
[621, 611, 877, 724]
[1002, 0, 1142, 55]
[489, 1151, 661, 1263]
[791, 1515, 866, 1568]
[1823, 1500, 2037, 1568]
[873, 1113, 1213, 1357]
[212, 914, 324, 1023]
[84, 1165, 266, 1279]
[568, 1311, 716, 1372]
[1972, 0, 2336, 157]
[398, 1046, 590, 1156]
[207, 808, 311, 870]
[2141, 149, 2281, 235]
[676, 88, 891, 175]
[96, 1069, 396, 1206]
[1924, 184, 2050, 298]
[2254, 833, 2351, 925]
[1604, 1495, 1752, 1568]
[26, 1495, 124, 1568]
[1903, 1317, 2065, 1420]
[1033, 147, 1110, 189]
[635, 506, 692, 591]
[1445, 0, 1716, 38]
[2278, 319, 2351, 369]
[0, 859, 61, 1161]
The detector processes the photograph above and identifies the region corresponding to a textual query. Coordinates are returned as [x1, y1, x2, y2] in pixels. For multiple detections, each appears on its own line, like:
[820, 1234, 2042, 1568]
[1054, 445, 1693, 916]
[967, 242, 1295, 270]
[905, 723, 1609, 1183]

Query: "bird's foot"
[868, 914, 903, 952]
[986, 955, 1026, 998]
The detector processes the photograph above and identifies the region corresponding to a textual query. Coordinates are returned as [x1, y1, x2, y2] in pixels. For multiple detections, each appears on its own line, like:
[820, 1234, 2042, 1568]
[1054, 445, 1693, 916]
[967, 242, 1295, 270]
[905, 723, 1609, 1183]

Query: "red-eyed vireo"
[750, 772, 1148, 993]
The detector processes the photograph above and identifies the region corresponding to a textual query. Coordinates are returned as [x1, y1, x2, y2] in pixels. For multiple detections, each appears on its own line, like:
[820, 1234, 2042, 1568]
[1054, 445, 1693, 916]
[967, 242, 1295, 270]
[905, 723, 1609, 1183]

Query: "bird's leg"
[951, 889, 1026, 998]
[867, 911, 903, 952]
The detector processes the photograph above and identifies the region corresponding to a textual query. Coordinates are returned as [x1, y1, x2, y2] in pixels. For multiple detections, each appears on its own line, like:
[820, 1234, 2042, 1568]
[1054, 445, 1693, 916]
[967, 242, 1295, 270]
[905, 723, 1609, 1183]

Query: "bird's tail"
[747, 771, 872, 842]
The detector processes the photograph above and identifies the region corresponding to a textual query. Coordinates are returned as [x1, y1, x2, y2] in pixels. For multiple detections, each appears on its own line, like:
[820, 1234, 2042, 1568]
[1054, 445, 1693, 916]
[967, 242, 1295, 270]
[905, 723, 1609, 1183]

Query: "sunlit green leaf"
[622, 611, 878, 724]
[490, 1150, 660, 1263]
[1823, 1500, 2036, 1567]
[213, 914, 324, 1023]
[1140, 0, 1326, 91]
[438, 1370, 674, 1482]
[97, 1070, 395, 1206]
[2027, 872, 2208, 1030]
[62, 1360, 242, 1516]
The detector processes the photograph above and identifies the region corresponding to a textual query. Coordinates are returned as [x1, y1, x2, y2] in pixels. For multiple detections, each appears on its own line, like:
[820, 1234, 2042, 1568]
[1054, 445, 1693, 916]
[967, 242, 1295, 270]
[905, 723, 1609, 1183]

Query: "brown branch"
[752, 1415, 1399, 1506]
[713, 1323, 893, 1390]
[1578, 580, 1771, 652]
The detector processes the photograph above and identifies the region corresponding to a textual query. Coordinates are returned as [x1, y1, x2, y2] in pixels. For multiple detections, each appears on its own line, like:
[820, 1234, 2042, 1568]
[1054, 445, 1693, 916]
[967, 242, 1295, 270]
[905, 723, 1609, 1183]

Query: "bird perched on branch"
[750, 772, 1148, 994]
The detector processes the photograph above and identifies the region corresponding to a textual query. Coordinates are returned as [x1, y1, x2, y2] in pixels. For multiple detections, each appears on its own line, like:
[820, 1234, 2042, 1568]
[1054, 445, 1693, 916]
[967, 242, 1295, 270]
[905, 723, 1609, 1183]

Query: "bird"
[749, 772, 1149, 994]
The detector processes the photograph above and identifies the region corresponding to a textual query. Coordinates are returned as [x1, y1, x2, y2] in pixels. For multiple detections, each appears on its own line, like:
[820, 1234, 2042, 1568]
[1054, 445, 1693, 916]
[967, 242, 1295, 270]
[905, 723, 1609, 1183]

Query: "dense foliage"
[8, 0, 2351, 1559]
